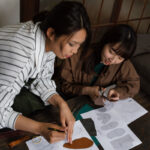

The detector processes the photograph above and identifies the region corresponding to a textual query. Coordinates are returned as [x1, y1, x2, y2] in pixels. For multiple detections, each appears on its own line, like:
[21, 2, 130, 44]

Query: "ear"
[46, 27, 55, 41]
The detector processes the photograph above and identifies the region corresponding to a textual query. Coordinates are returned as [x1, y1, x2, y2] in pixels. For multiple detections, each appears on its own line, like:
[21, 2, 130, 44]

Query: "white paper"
[81, 100, 142, 150]
[107, 98, 148, 124]
[82, 105, 127, 136]
[96, 125, 142, 150]
[26, 121, 98, 150]
[101, 86, 147, 124]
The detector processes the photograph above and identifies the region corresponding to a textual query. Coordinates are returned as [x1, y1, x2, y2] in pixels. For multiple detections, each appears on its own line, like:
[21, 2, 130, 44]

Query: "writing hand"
[59, 102, 75, 144]
[39, 122, 66, 143]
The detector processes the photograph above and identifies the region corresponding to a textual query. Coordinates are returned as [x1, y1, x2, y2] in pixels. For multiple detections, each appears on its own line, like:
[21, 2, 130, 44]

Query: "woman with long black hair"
[0, 1, 91, 144]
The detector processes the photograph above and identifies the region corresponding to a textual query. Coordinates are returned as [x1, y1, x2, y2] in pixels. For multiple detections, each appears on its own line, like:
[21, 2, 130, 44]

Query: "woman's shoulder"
[0, 21, 39, 41]
[18, 21, 39, 34]
[1, 21, 35, 30]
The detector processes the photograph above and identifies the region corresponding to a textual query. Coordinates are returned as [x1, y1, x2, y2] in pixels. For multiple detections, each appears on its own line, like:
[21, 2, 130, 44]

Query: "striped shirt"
[0, 21, 57, 129]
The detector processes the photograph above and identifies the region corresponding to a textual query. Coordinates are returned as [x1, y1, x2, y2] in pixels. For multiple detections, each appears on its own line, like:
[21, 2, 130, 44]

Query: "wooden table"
[0, 92, 150, 150]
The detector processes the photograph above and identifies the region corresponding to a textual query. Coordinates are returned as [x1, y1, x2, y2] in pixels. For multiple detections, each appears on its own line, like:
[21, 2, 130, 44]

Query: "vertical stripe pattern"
[0, 21, 57, 129]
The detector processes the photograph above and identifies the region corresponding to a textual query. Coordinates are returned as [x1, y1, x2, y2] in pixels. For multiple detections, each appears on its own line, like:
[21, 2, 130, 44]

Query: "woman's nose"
[72, 47, 78, 54]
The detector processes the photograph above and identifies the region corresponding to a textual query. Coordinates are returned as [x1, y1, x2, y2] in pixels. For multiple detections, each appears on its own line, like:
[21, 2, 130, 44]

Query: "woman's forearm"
[48, 94, 67, 108]
[15, 114, 41, 134]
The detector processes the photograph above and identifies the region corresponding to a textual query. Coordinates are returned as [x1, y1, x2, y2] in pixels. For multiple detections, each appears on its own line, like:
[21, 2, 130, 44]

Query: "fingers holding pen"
[39, 123, 66, 144]
[48, 130, 66, 143]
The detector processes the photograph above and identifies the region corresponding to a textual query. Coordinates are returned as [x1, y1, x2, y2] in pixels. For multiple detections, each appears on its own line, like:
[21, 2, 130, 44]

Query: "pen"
[48, 127, 65, 133]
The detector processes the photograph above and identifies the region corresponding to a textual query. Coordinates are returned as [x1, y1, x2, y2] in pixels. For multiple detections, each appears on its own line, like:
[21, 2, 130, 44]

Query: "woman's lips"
[104, 59, 111, 65]
[65, 55, 72, 58]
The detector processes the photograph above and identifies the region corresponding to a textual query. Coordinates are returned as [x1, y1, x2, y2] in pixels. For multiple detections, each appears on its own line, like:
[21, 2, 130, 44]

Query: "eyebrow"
[111, 47, 116, 52]
[71, 40, 83, 45]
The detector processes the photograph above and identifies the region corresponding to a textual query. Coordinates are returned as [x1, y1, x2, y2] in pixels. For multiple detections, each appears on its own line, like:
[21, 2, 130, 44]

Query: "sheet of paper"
[26, 121, 98, 150]
[105, 98, 148, 124]
[82, 106, 127, 136]
[96, 125, 142, 150]
[81, 105, 142, 150]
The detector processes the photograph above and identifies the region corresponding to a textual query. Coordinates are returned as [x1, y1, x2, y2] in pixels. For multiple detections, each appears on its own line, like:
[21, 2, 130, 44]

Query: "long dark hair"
[82, 24, 137, 73]
[33, 1, 91, 50]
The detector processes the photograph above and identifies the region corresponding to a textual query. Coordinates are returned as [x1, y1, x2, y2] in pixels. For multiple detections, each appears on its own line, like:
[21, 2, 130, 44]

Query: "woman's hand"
[48, 94, 75, 144]
[59, 102, 75, 144]
[15, 115, 66, 144]
[108, 89, 120, 101]
[38, 122, 66, 143]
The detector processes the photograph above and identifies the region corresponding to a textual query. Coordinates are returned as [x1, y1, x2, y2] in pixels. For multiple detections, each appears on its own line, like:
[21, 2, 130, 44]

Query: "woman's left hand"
[108, 89, 120, 101]
[48, 94, 75, 144]
[59, 102, 75, 144]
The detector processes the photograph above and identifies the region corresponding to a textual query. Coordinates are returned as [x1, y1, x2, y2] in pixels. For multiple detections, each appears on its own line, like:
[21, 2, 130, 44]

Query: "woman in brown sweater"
[59, 24, 140, 105]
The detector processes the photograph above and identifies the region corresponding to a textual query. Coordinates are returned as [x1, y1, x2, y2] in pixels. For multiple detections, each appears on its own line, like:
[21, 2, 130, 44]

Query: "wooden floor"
[133, 91, 150, 111]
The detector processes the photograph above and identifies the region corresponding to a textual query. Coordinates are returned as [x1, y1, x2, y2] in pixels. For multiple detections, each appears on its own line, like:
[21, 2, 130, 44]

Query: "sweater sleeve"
[114, 60, 140, 99]
[60, 57, 85, 97]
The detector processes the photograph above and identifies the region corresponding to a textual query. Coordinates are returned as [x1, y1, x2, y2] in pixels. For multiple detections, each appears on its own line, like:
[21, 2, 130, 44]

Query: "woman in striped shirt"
[0, 1, 91, 144]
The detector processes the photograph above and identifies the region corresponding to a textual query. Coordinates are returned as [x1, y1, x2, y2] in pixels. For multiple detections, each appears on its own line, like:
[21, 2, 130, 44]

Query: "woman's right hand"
[15, 115, 66, 144]
[38, 122, 66, 143]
